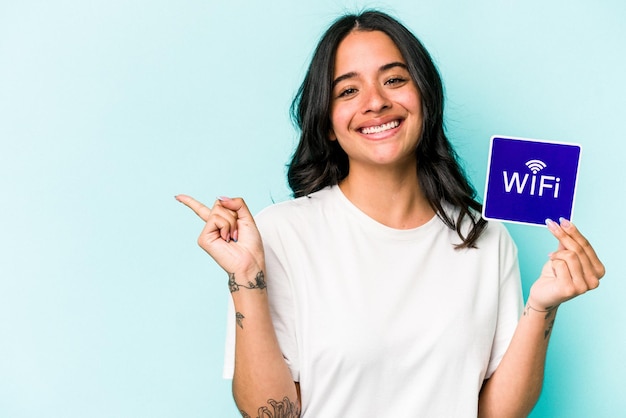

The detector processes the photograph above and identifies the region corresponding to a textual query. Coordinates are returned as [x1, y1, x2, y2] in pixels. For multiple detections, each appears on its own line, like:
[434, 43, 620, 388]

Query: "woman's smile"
[359, 119, 401, 135]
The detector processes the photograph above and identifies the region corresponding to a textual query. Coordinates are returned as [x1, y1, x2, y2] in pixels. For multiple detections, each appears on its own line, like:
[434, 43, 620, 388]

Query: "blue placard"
[482, 135, 582, 226]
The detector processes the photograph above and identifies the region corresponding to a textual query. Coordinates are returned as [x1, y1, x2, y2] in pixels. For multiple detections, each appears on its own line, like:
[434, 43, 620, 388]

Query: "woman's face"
[329, 30, 423, 172]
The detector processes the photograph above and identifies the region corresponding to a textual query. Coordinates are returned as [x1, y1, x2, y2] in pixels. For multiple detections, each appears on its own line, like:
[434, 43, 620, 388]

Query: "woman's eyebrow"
[380, 61, 408, 72]
[332, 72, 357, 88]
[332, 62, 408, 88]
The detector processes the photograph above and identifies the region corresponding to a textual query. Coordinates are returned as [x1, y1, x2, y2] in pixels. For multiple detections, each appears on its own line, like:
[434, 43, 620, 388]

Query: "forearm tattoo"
[240, 397, 301, 418]
[542, 308, 556, 339]
[229, 271, 267, 293]
[544, 317, 555, 339]
[236, 312, 245, 329]
[524, 304, 557, 339]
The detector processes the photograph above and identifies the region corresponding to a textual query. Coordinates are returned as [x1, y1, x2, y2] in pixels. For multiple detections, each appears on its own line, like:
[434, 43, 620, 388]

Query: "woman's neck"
[338, 165, 435, 229]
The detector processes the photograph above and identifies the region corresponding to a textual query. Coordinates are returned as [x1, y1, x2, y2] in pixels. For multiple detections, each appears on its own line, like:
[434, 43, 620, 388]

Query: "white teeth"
[361, 120, 400, 134]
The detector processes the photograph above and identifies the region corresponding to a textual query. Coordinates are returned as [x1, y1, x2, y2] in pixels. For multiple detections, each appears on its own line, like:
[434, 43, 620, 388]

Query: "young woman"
[176, 10, 604, 418]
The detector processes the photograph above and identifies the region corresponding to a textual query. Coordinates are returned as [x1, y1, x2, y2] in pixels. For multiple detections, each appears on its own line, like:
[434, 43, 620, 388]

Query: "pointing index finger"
[175, 194, 212, 222]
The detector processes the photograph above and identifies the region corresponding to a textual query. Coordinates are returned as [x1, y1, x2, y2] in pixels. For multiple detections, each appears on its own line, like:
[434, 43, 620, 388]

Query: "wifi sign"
[483, 136, 582, 226]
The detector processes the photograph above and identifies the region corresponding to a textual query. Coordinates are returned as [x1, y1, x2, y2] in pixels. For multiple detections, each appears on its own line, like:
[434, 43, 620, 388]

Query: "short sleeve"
[485, 226, 524, 378]
[263, 241, 300, 382]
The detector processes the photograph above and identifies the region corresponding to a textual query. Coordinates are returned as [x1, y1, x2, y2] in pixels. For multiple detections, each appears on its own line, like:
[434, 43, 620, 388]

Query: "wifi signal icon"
[525, 159, 547, 174]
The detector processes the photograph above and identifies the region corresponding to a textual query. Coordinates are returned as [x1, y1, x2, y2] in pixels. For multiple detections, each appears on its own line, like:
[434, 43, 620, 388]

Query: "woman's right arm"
[176, 195, 301, 417]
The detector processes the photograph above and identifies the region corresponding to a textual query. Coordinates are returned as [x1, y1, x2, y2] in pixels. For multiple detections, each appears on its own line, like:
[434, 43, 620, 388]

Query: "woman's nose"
[362, 84, 391, 114]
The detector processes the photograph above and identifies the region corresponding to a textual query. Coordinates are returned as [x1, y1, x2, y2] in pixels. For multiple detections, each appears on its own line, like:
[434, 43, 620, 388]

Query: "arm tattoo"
[229, 271, 267, 293]
[240, 397, 301, 418]
[544, 318, 555, 339]
[236, 312, 245, 329]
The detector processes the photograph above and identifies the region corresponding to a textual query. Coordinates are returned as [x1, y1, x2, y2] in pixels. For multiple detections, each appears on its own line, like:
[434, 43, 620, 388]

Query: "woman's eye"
[337, 87, 357, 98]
[386, 77, 407, 86]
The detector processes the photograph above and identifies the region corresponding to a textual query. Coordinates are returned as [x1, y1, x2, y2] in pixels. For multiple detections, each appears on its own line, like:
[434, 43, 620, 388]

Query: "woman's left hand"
[527, 218, 605, 311]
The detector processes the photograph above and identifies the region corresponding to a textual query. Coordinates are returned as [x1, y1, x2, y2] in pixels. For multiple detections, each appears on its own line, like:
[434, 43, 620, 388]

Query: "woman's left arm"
[478, 218, 605, 418]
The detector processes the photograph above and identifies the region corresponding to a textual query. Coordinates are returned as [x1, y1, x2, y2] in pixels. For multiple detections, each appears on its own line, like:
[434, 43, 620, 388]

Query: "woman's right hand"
[175, 195, 265, 276]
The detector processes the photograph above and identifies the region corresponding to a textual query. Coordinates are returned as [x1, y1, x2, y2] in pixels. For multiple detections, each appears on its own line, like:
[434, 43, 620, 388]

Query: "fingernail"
[217, 196, 231, 201]
[559, 217, 571, 228]
[232, 230, 239, 242]
[545, 218, 557, 231]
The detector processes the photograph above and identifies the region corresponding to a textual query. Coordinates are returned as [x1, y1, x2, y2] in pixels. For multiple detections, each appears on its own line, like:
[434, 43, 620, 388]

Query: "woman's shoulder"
[255, 186, 336, 228]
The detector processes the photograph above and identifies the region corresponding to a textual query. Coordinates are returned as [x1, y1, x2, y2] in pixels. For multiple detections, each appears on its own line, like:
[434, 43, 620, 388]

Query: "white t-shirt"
[224, 186, 523, 417]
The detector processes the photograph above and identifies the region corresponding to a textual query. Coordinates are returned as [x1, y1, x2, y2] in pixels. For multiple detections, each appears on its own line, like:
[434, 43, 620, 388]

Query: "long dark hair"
[287, 10, 486, 248]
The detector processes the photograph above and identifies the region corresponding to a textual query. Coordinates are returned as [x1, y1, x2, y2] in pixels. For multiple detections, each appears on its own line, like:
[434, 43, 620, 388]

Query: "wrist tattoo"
[240, 397, 301, 418]
[228, 271, 266, 293]
[524, 303, 555, 316]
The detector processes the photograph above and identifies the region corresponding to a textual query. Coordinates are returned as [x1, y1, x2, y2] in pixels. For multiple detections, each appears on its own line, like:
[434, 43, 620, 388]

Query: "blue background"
[484, 137, 581, 225]
[1, 1, 624, 417]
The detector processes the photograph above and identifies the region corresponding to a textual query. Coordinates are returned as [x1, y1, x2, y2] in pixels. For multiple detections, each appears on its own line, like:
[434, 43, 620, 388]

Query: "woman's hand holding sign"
[527, 218, 605, 312]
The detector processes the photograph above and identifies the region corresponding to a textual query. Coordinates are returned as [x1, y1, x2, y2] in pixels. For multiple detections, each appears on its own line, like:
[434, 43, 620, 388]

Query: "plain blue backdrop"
[1, 1, 624, 417]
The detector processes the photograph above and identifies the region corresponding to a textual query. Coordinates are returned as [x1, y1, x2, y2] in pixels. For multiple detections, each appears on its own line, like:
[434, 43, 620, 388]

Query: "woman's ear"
[329, 128, 337, 141]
